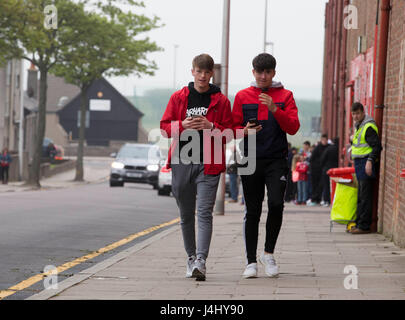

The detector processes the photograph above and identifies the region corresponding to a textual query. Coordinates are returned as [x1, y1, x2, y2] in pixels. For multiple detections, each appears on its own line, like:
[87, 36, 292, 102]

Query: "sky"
[107, 0, 329, 100]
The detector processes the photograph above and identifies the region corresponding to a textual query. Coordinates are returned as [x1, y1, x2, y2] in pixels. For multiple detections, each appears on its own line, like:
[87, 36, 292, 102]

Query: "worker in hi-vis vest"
[349, 102, 382, 234]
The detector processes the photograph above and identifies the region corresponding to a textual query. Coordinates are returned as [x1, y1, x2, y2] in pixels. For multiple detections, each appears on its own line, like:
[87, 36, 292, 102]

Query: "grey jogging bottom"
[171, 163, 220, 261]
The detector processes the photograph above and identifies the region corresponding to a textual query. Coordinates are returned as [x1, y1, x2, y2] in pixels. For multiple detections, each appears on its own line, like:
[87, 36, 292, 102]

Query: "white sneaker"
[259, 253, 279, 277]
[242, 263, 258, 278]
[186, 255, 196, 278]
[192, 258, 206, 281]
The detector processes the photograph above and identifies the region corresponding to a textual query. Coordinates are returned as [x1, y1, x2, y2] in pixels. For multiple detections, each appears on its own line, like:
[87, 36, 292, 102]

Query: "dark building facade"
[58, 78, 143, 146]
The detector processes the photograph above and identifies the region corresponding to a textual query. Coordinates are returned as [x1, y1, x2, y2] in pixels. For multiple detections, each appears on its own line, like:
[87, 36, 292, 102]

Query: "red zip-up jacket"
[296, 161, 309, 181]
[160, 86, 233, 175]
[232, 82, 300, 159]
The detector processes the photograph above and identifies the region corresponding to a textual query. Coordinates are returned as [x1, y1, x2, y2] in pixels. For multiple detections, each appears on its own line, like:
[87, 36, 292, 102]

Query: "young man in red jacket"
[232, 53, 300, 278]
[160, 54, 233, 281]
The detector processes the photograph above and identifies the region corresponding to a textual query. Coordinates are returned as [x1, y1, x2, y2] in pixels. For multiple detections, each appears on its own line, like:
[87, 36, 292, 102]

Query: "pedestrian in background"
[46, 143, 57, 163]
[295, 154, 309, 205]
[301, 141, 311, 158]
[284, 144, 295, 202]
[302, 141, 312, 203]
[291, 149, 300, 203]
[308, 134, 329, 206]
[320, 137, 339, 207]
[349, 102, 382, 234]
[227, 144, 240, 203]
[160, 53, 233, 281]
[0, 148, 12, 184]
[232, 53, 300, 279]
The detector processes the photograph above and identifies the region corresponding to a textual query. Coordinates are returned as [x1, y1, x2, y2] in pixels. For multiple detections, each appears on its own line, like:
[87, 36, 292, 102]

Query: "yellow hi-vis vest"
[351, 116, 378, 159]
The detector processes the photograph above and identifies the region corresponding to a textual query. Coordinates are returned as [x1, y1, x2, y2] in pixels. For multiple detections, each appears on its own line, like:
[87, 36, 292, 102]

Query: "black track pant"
[241, 158, 288, 264]
[355, 179, 374, 230]
[1, 166, 9, 183]
[311, 168, 322, 203]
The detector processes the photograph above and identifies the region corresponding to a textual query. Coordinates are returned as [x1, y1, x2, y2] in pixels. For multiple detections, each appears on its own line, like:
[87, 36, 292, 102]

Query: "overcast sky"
[107, 0, 328, 100]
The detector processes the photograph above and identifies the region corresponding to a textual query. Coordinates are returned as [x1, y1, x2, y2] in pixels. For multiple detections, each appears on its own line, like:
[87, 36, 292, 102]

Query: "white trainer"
[259, 253, 279, 277]
[192, 258, 206, 281]
[242, 263, 258, 279]
[186, 255, 196, 278]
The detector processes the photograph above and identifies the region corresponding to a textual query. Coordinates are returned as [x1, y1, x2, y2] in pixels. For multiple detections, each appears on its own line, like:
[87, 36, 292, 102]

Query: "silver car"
[110, 143, 162, 188]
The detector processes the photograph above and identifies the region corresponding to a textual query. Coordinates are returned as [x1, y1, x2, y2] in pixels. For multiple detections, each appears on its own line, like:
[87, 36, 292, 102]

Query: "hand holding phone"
[244, 118, 262, 136]
[248, 118, 260, 127]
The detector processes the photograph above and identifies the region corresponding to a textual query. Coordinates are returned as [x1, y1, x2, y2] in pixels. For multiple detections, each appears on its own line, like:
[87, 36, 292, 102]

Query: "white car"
[157, 160, 172, 196]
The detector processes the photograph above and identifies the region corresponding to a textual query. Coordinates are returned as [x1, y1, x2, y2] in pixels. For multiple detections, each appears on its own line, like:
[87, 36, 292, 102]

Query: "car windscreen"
[118, 146, 160, 160]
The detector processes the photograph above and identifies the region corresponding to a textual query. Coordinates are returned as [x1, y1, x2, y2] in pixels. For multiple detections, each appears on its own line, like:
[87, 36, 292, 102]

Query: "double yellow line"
[0, 218, 180, 300]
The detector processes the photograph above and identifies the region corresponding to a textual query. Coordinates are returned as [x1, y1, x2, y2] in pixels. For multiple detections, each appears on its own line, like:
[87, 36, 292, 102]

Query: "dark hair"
[252, 53, 276, 71]
[303, 141, 310, 146]
[321, 133, 328, 139]
[351, 102, 364, 112]
[192, 54, 214, 71]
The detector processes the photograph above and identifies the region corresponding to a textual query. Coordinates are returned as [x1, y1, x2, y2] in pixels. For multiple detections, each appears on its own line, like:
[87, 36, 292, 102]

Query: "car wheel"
[110, 180, 124, 187]
[158, 189, 170, 196]
[153, 183, 158, 190]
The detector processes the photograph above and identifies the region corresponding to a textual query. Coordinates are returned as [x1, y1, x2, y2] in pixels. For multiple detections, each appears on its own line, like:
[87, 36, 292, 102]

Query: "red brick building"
[322, 0, 405, 246]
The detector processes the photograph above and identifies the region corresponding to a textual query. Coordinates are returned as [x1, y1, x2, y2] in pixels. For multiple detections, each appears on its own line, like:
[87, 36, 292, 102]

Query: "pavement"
[27, 199, 405, 300]
[2, 159, 404, 300]
[0, 157, 111, 193]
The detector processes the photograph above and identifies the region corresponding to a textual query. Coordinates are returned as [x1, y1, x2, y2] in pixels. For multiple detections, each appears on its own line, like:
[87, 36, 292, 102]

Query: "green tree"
[0, 0, 161, 185]
[53, 2, 161, 181]
[0, 0, 88, 187]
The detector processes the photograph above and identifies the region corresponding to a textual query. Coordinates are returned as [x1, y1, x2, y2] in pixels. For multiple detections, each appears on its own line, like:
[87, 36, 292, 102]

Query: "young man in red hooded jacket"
[160, 54, 233, 281]
[232, 53, 300, 279]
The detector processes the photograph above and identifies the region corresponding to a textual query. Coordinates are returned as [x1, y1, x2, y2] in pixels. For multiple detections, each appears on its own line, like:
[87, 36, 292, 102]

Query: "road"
[0, 180, 179, 300]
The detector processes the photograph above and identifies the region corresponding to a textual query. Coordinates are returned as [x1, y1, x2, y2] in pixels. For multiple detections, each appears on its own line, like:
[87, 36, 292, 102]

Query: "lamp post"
[214, 0, 230, 216]
[18, 60, 25, 181]
[263, 0, 274, 54]
[173, 44, 179, 89]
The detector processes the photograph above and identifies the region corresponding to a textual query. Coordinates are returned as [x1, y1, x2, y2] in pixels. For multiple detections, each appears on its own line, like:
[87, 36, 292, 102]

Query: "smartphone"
[248, 118, 260, 127]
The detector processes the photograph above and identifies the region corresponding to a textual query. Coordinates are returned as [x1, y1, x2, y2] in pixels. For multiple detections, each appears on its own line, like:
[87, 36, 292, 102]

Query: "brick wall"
[378, 0, 405, 246]
[323, 0, 405, 246]
[346, 0, 379, 66]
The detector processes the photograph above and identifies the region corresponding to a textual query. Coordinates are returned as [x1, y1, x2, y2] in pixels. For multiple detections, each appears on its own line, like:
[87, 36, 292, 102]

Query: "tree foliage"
[51, 1, 162, 181]
[0, 0, 162, 185]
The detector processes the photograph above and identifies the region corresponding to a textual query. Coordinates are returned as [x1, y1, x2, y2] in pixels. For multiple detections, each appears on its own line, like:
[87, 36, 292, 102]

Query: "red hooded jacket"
[232, 82, 300, 159]
[160, 86, 233, 175]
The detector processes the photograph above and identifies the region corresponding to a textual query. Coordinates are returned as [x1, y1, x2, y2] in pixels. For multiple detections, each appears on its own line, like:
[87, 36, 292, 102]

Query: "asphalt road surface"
[0, 181, 179, 300]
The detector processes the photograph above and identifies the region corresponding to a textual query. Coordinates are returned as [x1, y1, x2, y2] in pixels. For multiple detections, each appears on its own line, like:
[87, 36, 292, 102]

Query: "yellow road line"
[0, 217, 180, 300]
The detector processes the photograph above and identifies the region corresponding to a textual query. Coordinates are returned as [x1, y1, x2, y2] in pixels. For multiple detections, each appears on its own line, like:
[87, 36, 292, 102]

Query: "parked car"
[110, 143, 162, 188]
[42, 137, 63, 161]
[157, 159, 172, 196]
